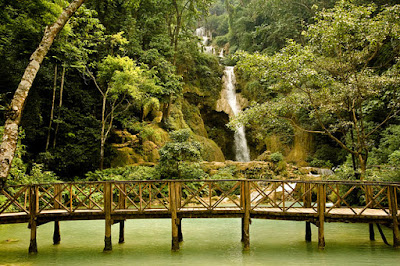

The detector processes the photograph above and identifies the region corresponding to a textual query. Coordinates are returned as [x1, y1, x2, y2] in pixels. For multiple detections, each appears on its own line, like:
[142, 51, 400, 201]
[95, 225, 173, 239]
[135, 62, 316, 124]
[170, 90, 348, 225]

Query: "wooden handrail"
[0, 180, 399, 216]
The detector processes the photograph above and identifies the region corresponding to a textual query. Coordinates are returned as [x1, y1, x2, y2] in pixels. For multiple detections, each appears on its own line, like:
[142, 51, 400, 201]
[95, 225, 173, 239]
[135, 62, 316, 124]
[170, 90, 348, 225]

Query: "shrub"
[85, 165, 159, 181]
[270, 152, 284, 163]
[157, 129, 202, 179]
[388, 150, 400, 167]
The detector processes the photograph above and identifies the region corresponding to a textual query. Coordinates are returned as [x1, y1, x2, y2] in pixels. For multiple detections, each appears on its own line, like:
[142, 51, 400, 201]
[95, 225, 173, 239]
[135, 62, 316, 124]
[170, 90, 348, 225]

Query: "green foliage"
[0, 0, 223, 181]
[157, 129, 202, 179]
[388, 150, 400, 167]
[178, 162, 208, 180]
[53, 5, 106, 70]
[370, 125, 400, 165]
[0, 126, 59, 185]
[207, 0, 336, 54]
[210, 166, 236, 180]
[308, 158, 333, 169]
[85, 165, 159, 181]
[270, 152, 284, 163]
[233, 1, 400, 176]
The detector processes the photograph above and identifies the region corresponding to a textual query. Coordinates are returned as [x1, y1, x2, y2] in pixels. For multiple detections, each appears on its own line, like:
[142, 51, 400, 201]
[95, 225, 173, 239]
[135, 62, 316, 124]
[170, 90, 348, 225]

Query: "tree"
[87, 55, 162, 169]
[158, 129, 202, 179]
[234, 1, 400, 178]
[165, 0, 212, 65]
[0, 0, 86, 185]
[48, 5, 106, 149]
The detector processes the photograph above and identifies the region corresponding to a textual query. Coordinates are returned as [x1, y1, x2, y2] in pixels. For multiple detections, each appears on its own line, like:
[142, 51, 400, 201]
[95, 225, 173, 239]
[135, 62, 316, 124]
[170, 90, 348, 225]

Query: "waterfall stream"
[223, 66, 251, 162]
[195, 27, 222, 56]
[196, 27, 250, 161]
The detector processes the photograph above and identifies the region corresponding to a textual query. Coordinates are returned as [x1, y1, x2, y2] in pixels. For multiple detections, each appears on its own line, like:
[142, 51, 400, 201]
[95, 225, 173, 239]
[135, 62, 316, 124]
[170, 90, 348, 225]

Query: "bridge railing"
[248, 180, 400, 216]
[113, 181, 170, 212]
[0, 180, 399, 217]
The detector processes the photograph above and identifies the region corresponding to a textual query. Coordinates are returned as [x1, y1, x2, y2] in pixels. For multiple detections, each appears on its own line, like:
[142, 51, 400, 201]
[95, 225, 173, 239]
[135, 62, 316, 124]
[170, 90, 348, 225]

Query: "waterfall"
[218, 48, 224, 58]
[195, 27, 250, 162]
[223, 66, 251, 162]
[195, 27, 215, 55]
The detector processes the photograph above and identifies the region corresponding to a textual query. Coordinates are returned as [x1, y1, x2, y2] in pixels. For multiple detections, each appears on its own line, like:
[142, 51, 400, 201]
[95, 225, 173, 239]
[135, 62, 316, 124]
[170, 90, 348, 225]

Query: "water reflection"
[0, 219, 397, 265]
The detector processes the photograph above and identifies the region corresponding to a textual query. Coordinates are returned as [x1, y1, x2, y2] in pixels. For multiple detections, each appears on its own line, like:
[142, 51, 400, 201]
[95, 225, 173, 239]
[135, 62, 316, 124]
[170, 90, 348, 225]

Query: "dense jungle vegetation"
[0, 0, 400, 184]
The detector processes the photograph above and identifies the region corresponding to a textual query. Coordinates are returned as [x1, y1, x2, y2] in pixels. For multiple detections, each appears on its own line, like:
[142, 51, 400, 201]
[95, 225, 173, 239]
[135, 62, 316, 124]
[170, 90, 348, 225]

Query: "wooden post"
[53, 184, 61, 245]
[104, 182, 112, 251]
[29, 186, 38, 253]
[170, 182, 179, 251]
[317, 183, 325, 249]
[366, 185, 375, 241]
[118, 183, 126, 244]
[242, 180, 251, 250]
[240, 181, 244, 242]
[176, 182, 183, 242]
[177, 218, 183, 242]
[304, 183, 312, 242]
[388, 186, 400, 247]
[119, 221, 125, 244]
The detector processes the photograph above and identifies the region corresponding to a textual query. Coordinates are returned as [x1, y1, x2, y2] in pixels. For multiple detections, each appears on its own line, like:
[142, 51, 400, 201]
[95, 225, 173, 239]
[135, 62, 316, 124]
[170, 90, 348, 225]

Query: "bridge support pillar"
[119, 221, 125, 244]
[29, 221, 38, 254]
[53, 221, 61, 245]
[305, 222, 312, 242]
[366, 186, 375, 241]
[53, 184, 62, 245]
[104, 182, 112, 251]
[242, 181, 250, 251]
[317, 184, 325, 249]
[170, 182, 180, 251]
[304, 183, 312, 242]
[389, 186, 400, 247]
[369, 224, 375, 241]
[241, 218, 244, 242]
[28, 186, 38, 254]
[177, 218, 183, 242]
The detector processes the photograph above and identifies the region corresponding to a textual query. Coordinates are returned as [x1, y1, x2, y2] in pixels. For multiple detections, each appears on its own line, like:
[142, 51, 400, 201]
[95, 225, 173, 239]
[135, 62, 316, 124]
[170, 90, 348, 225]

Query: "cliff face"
[109, 57, 233, 165]
[234, 68, 314, 164]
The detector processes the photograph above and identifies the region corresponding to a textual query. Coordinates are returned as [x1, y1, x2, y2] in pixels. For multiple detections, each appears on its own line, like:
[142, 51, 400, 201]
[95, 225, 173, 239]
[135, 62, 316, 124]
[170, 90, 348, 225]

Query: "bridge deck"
[0, 207, 395, 224]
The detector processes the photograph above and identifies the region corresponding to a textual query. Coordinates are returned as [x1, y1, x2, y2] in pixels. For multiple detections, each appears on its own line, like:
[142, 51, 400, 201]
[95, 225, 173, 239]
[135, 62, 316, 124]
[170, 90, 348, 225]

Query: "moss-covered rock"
[143, 124, 170, 147]
[111, 146, 144, 167]
[193, 134, 225, 162]
[182, 99, 208, 137]
[201, 109, 234, 160]
[166, 100, 189, 131]
[142, 141, 160, 162]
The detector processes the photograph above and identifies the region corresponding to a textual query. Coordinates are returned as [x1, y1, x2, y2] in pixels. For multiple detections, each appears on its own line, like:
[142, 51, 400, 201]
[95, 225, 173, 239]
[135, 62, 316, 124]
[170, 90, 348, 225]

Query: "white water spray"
[195, 27, 215, 55]
[224, 66, 251, 162]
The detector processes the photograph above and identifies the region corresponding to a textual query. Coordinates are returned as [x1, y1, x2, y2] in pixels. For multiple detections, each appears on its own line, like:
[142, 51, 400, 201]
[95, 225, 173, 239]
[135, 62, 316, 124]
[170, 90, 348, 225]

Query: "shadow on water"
[0, 219, 398, 265]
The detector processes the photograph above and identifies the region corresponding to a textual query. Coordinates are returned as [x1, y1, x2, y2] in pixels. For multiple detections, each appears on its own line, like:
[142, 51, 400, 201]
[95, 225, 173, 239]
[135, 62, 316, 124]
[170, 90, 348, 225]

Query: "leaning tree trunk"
[0, 0, 86, 185]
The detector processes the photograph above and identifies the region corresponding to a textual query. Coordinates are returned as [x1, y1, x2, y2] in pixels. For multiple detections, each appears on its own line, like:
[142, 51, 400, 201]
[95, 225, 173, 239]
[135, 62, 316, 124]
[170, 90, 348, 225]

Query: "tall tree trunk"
[358, 153, 368, 180]
[100, 93, 107, 170]
[172, 0, 182, 66]
[0, 0, 86, 185]
[53, 65, 66, 149]
[46, 64, 58, 152]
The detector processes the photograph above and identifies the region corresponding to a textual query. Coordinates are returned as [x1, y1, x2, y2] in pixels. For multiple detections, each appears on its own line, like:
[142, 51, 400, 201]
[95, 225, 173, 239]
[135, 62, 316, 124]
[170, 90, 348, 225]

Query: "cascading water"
[195, 27, 215, 54]
[196, 27, 250, 161]
[223, 66, 251, 162]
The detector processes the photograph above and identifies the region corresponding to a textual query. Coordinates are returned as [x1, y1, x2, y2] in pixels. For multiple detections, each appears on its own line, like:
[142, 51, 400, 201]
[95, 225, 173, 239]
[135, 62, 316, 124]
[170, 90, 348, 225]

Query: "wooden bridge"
[0, 179, 399, 253]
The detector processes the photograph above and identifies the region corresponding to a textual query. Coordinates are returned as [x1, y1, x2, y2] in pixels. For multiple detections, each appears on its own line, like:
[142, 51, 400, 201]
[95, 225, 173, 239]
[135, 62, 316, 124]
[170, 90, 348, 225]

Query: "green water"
[0, 219, 398, 265]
